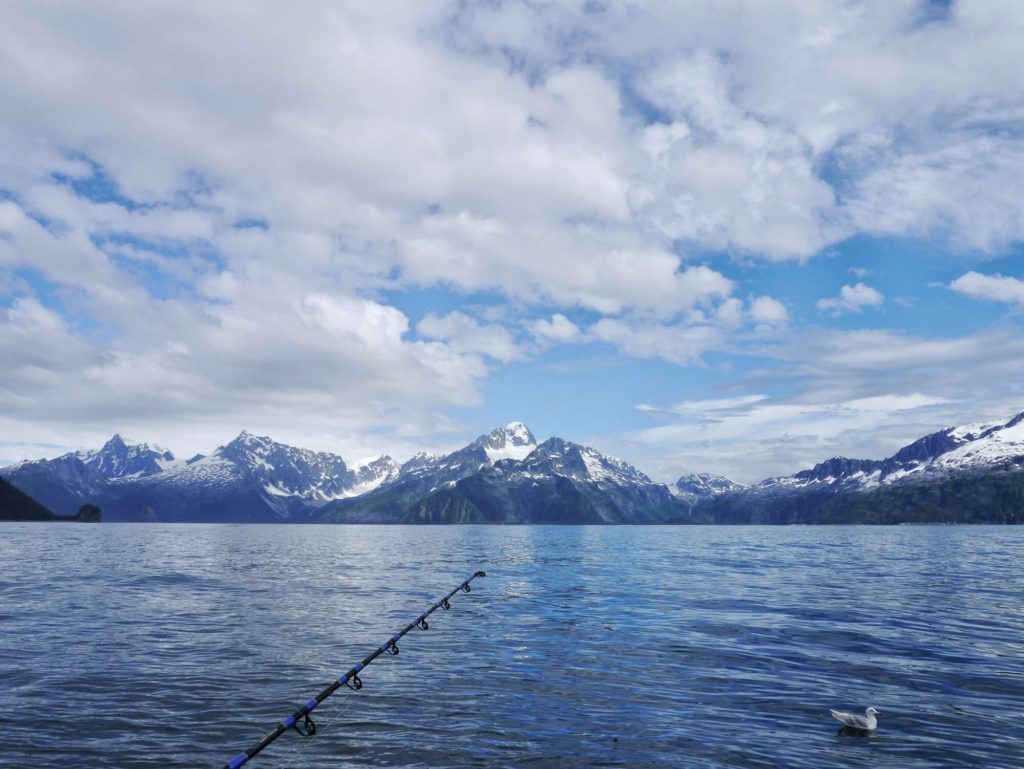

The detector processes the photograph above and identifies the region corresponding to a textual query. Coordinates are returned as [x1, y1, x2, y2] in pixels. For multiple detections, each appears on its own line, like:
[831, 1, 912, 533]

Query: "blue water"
[1, 524, 1022, 769]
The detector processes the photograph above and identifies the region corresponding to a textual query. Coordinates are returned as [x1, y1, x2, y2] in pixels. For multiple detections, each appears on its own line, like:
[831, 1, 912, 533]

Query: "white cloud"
[627, 391, 953, 484]
[581, 291, 792, 365]
[588, 318, 724, 365]
[453, 1, 1024, 259]
[817, 283, 884, 315]
[403, 215, 734, 315]
[612, 323, 1024, 484]
[0, 284, 491, 462]
[716, 297, 745, 328]
[530, 313, 579, 344]
[749, 296, 789, 327]
[1, 2, 1023, 464]
[633, 70, 843, 259]
[950, 271, 1024, 305]
[417, 311, 524, 363]
[636, 394, 768, 418]
[843, 134, 1024, 252]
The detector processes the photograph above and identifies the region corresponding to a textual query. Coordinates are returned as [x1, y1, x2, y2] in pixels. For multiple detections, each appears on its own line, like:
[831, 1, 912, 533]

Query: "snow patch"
[581, 449, 613, 482]
[485, 444, 536, 463]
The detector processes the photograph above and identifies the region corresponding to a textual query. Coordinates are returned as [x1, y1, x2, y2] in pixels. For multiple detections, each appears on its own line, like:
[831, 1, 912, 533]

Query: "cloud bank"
[1, 1, 1022, 474]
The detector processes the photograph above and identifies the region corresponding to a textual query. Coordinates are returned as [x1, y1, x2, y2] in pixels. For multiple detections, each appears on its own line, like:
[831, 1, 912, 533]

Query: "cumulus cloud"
[452, 0, 1024, 259]
[749, 296, 789, 327]
[530, 313, 579, 343]
[715, 297, 745, 328]
[417, 311, 524, 363]
[403, 214, 734, 315]
[1, 2, 1023, 463]
[581, 291, 791, 365]
[817, 283, 884, 315]
[0, 231, 492, 459]
[633, 65, 842, 259]
[950, 271, 1024, 305]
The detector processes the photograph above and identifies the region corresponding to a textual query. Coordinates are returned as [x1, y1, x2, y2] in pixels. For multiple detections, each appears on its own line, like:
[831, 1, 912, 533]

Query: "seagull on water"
[830, 706, 881, 730]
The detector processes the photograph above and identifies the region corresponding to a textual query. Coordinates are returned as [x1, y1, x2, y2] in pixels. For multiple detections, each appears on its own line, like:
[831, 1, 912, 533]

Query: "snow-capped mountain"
[513, 437, 648, 484]
[87, 434, 180, 478]
[399, 452, 439, 476]
[753, 410, 1024, 495]
[672, 473, 745, 504]
[2, 431, 398, 521]
[316, 423, 540, 522]
[1, 434, 180, 513]
[5, 434, 178, 481]
[134, 432, 404, 520]
[348, 455, 401, 497]
[178, 430, 356, 501]
[682, 410, 1024, 525]
[7, 411, 1022, 525]
[478, 422, 537, 462]
[412, 436, 681, 524]
[318, 432, 682, 524]
[373, 422, 540, 496]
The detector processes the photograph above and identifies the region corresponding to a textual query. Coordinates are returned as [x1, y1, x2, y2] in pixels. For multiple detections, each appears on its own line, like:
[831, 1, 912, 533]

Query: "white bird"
[830, 706, 881, 730]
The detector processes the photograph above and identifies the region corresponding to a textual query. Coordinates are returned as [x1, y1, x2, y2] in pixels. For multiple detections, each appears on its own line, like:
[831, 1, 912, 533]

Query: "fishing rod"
[221, 570, 487, 769]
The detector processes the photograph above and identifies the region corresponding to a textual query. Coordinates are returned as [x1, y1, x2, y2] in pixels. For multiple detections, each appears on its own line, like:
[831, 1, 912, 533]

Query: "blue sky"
[1, 1, 1023, 483]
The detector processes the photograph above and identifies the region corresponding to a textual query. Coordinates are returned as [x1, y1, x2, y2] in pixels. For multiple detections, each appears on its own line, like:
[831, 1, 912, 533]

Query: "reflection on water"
[836, 726, 879, 738]
[0, 523, 1022, 768]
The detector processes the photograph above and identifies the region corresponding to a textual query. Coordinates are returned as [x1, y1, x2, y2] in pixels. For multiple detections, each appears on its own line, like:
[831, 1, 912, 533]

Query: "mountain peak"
[346, 455, 400, 497]
[672, 473, 744, 501]
[399, 452, 440, 476]
[88, 433, 176, 479]
[227, 430, 274, 449]
[504, 421, 533, 440]
[477, 422, 537, 462]
[218, 432, 285, 469]
[528, 437, 652, 484]
[354, 454, 396, 471]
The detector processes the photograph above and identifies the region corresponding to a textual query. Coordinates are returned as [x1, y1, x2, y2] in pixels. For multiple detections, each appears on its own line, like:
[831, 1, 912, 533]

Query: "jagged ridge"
[4, 410, 1023, 524]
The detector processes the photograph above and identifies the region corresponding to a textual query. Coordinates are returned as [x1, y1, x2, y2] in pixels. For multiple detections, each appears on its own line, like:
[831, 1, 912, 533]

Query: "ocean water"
[1, 524, 1022, 769]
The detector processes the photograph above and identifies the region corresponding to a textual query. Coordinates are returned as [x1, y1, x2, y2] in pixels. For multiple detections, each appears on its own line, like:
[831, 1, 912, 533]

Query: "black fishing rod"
[221, 570, 486, 769]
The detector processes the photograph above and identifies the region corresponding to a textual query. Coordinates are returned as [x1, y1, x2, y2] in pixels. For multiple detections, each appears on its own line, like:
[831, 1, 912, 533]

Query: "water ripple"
[0, 524, 1022, 768]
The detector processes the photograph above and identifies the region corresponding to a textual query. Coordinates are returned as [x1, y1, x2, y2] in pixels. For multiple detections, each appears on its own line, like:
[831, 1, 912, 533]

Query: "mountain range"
[683, 410, 1024, 524]
[1, 431, 399, 522]
[3, 412, 1023, 524]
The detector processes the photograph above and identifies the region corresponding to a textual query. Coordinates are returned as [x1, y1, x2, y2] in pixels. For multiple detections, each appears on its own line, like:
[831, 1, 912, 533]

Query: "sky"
[1, 0, 1023, 484]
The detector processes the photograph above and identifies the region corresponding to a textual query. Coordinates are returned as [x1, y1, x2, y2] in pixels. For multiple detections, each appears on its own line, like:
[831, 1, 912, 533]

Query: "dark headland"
[0, 476, 101, 522]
